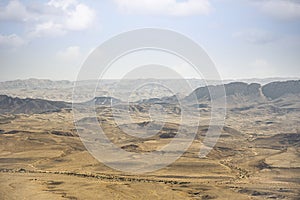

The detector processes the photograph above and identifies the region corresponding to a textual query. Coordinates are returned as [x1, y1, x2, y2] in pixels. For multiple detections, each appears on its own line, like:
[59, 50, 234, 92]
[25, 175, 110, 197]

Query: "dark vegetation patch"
[2, 130, 19, 134]
[46, 180, 64, 186]
[159, 131, 177, 139]
[256, 160, 272, 170]
[51, 130, 75, 137]
[238, 189, 273, 196]
[121, 144, 140, 152]
[265, 121, 274, 125]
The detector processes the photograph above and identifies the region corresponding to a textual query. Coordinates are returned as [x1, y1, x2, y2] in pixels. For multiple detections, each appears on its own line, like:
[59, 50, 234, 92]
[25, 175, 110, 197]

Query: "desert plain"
[0, 79, 299, 200]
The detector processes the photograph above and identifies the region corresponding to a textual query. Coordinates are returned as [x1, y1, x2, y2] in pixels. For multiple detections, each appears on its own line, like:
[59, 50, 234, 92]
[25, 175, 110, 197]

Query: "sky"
[0, 0, 299, 81]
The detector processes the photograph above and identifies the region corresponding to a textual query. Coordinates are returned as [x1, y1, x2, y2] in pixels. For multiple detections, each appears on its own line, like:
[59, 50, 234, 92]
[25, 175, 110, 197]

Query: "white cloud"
[254, 0, 300, 20]
[30, 21, 66, 38]
[47, 0, 77, 10]
[0, 34, 26, 48]
[0, 0, 96, 41]
[0, 0, 31, 21]
[31, 1, 96, 36]
[33, 0, 95, 35]
[65, 3, 96, 30]
[114, 0, 211, 16]
[233, 29, 278, 45]
[57, 46, 81, 62]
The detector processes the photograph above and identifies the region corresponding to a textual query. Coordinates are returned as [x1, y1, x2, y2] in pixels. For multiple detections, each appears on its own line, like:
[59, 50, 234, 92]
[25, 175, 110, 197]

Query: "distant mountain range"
[0, 77, 298, 89]
[0, 78, 299, 102]
[0, 95, 70, 114]
[0, 78, 73, 90]
[0, 80, 299, 114]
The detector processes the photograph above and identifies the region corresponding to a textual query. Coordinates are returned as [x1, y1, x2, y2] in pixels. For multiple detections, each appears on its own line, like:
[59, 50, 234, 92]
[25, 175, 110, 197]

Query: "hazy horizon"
[1, 76, 300, 83]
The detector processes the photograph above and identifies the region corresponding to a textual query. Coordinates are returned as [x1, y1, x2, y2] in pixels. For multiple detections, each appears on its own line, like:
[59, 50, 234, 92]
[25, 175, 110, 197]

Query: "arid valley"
[0, 79, 299, 199]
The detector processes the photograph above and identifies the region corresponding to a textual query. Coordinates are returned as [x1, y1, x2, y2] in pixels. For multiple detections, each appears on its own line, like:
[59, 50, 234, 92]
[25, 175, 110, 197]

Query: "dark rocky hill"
[0, 95, 70, 114]
[262, 80, 300, 100]
[187, 80, 299, 102]
[186, 82, 261, 101]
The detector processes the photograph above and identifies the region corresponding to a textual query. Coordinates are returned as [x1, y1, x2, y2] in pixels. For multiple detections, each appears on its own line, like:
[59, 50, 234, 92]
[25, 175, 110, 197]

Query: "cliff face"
[187, 80, 300, 102]
[262, 80, 300, 100]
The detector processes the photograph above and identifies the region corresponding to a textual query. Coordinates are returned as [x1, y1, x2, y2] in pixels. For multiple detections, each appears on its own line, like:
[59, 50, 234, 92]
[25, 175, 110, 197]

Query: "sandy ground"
[0, 104, 299, 199]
